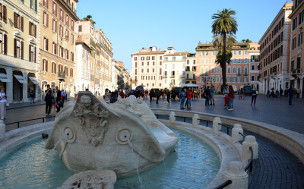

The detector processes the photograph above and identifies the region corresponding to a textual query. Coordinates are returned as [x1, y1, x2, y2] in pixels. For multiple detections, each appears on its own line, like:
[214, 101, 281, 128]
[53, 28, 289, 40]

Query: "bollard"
[169, 111, 176, 123]
[0, 120, 5, 135]
[222, 161, 248, 189]
[213, 117, 222, 133]
[242, 135, 259, 162]
[232, 124, 243, 143]
[192, 114, 199, 127]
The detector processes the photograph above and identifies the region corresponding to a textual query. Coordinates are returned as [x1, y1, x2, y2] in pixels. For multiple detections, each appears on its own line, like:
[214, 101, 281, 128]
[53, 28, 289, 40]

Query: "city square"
[0, 0, 304, 188]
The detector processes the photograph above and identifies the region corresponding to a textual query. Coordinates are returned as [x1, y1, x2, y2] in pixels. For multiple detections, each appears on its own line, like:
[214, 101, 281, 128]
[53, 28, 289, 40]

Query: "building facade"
[131, 46, 165, 89]
[75, 20, 113, 95]
[248, 43, 261, 90]
[289, 0, 304, 98]
[185, 53, 197, 84]
[259, 3, 293, 94]
[196, 42, 259, 91]
[163, 47, 188, 89]
[39, 0, 78, 97]
[0, 0, 40, 103]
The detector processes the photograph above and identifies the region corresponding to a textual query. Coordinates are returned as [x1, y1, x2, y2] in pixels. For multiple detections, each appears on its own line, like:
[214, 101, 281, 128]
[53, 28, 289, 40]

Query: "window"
[29, 22, 37, 37]
[52, 2, 57, 15]
[244, 58, 248, 63]
[152, 56, 155, 60]
[43, 0, 48, 8]
[52, 62, 56, 73]
[216, 67, 220, 73]
[43, 37, 48, 51]
[134, 57, 137, 61]
[65, 29, 69, 41]
[227, 67, 231, 73]
[43, 12, 48, 27]
[60, 9, 63, 21]
[29, 45, 36, 62]
[252, 65, 255, 70]
[14, 39, 23, 59]
[71, 34, 74, 44]
[71, 52, 74, 62]
[233, 67, 236, 73]
[237, 67, 241, 74]
[0, 4, 8, 23]
[292, 37, 297, 49]
[71, 20, 74, 30]
[160, 56, 162, 60]
[42, 59, 48, 72]
[293, 18, 297, 30]
[300, 10, 304, 25]
[244, 51, 248, 55]
[65, 49, 69, 59]
[78, 25, 82, 32]
[244, 67, 248, 75]
[59, 25, 63, 37]
[65, 14, 69, 26]
[70, 68, 73, 77]
[251, 76, 255, 81]
[0, 33, 8, 55]
[59, 46, 63, 57]
[14, 13, 24, 31]
[298, 32, 303, 46]
[52, 42, 56, 54]
[172, 71, 175, 76]
[52, 19, 57, 32]
[64, 66, 68, 76]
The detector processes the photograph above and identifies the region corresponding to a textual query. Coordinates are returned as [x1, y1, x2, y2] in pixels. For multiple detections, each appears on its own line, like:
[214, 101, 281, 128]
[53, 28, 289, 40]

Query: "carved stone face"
[80, 95, 92, 108]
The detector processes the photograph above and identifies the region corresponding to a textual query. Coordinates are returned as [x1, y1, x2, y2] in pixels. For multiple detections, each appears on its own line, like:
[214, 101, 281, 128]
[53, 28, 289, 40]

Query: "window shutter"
[46, 0, 48, 9]
[14, 12, 17, 28]
[29, 22, 31, 35]
[46, 38, 48, 51]
[4, 34, 7, 55]
[46, 60, 48, 72]
[21, 17, 24, 31]
[3, 6, 6, 23]
[14, 39, 17, 57]
[55, 63, 56, 73]
[46, 14, 49, 27]
[29, 45, 31, 61]
[34, 25, 37, 38]
[21, 41, 24, 59]
[34, 47, 36, 63]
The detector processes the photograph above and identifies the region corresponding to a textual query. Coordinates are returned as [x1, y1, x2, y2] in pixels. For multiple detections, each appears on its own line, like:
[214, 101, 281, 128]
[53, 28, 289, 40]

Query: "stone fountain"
[45, 92, 178, 187]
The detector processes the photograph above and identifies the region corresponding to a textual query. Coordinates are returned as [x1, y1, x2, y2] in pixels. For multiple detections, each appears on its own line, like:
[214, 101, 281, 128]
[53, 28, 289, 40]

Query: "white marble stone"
[45, 92, 178, 178]
[242, 135, 259, 162]
[58, 170, 116, 189]
[0, 120, 5, 135]
[213, 117, 222, 133]
[192, 114, 199, 127]
[223, 161, 248, 189]
[232, 124, 243, 143]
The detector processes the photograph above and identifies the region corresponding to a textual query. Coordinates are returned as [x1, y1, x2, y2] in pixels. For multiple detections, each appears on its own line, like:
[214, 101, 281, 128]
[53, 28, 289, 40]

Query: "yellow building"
[0, 0, 40, 103]
[39, 0, 78, 97]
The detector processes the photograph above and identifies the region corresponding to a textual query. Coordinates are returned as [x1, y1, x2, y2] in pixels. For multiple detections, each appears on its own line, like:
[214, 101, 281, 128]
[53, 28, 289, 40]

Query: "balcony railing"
[58, 72, 66, 79]
[292, 68, 302, 74]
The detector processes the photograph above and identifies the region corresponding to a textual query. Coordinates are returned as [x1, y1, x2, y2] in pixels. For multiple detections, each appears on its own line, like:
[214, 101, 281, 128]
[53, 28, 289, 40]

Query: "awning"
[0, 73, 11, 82]
[29, 77, 39, 85]
[14, 75, 26, 83]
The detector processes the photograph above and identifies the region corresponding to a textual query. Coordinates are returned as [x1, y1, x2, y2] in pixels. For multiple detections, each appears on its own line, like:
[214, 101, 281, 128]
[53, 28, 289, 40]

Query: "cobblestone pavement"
[147, 94, 304, 134]
[4, 95, 304, 189]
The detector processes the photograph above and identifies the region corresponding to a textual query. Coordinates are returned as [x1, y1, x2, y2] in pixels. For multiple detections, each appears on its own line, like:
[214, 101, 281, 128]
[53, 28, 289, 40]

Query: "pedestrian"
[61, 90, 66, 106]
[156, 89, 161, 104]
[186, 88, 192, 109]
[52, 89, 57, 112]
[180, 89, 186, 109]
[224, 86, 229, 107]
[251, 87, 257, 106]
[238, 89, 242, 100]
[205, 86, 211, 106]
[0, 87, 7, 120]
[228, 85, 235, 110]
[56, 88, 62, 112]
[119, 90, 125, 98]
[149, 90, 154, 103]
[30, 90, 35, 104]
[267, 90, 270, 98]
[166, 90, 171, 103]
[45, 90, 52, 116]
[210, 86, 215, 105]
[242, 89, 245, 99]
[288, 86, 294, 105]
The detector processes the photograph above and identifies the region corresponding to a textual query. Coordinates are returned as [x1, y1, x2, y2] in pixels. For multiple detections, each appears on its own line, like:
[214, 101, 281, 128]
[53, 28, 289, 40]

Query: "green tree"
[212, 9, 238, 90]
[82, 15, 96, 25]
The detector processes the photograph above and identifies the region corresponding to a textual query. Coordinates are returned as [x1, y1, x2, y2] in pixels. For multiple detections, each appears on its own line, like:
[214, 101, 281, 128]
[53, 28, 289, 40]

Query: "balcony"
[292, 68, 302, 74]
[58, 72, 66, 79]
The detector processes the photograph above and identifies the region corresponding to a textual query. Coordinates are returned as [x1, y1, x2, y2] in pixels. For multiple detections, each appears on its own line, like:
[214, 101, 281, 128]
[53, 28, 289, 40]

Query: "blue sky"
[77, 0, 292, 72]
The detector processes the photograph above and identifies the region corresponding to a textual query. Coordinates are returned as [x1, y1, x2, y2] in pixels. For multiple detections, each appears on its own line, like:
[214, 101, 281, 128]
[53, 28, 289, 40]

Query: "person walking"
[166, 90, 171, 103]
[56, 88, 62, 112]
[186, 88, 192, 109]
[45, 90, 53, 116]
[204, 86, 211, 106]
[288, 86, 294, 105]
[251, 87, 257, 106]
[29, 90, 35, 104]
[149, 90, 154, 103]
[224, 86, 229, 107]
[228, 85, 235, 110]
[210, 86, 215, 105]
[0, 87, 7, 120]
[180, 89, 186, 109]
[156, 89, 161, 104]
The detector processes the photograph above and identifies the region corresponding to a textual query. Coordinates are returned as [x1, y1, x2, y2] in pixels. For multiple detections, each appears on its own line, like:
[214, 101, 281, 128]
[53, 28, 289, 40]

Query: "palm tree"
[212, 9, 238, 90]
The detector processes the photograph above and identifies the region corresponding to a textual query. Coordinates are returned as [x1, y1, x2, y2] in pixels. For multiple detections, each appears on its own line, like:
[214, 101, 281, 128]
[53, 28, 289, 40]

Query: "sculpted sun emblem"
[74, 94, 109, 147]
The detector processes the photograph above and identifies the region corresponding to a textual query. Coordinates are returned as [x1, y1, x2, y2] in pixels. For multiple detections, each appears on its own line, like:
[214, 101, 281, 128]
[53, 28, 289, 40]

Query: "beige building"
[39, 0, 79, 97]
[259, 3, 293, 94]
[196, 42, 259, 91]
[185, 53, 196, 84]
[289, 0, 304, 98]
[0, 0, 40, 103]
[75, 20, 113, 95]
[131, 46, 165, 89]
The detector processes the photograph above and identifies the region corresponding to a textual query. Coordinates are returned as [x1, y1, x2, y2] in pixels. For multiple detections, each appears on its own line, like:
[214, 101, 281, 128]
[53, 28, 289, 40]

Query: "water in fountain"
[127, 138, 144, 188]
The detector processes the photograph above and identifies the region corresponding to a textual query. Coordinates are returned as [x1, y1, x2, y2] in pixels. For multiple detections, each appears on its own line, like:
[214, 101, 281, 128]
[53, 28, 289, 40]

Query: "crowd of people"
[44, 87, 67, 116]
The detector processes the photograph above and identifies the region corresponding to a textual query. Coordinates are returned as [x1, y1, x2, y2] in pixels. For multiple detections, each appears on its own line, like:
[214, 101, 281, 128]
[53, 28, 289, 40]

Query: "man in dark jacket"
[45, 90, 52, 116]
[56, 88, 62, 112]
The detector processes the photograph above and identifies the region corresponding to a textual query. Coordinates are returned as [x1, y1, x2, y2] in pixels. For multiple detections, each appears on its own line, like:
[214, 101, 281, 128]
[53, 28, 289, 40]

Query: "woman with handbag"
[0, 87, 7, 120]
